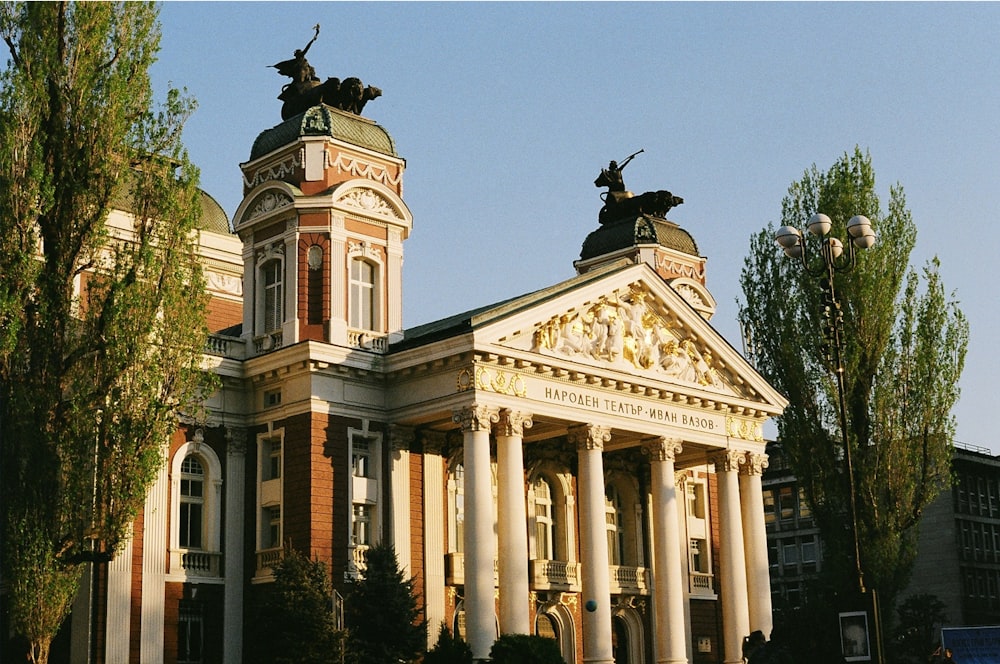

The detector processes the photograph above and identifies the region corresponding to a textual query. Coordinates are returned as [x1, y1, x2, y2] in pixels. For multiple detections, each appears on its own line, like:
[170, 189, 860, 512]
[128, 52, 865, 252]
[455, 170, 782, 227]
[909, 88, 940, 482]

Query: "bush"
[488, 634, 562, 664]
[423, 623, 473, 664]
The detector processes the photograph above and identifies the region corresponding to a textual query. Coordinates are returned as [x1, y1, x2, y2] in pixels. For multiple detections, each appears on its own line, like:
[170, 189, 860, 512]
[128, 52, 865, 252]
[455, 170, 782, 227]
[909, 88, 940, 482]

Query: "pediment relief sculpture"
[335, 187, 402, 221]
[529, 287, 734, 394]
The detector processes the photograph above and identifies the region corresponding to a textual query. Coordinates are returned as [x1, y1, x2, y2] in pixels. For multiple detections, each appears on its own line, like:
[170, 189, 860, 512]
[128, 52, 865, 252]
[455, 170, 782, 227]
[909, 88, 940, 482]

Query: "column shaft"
[713, 450, 750, 664]
[740, 453, 772, 639]
[496, 411, 532, 635]
[644, 438, 688, 664]
[224, 428, 246, 664]
[569, 424, 614, 664]
[454, 405, 500, 661]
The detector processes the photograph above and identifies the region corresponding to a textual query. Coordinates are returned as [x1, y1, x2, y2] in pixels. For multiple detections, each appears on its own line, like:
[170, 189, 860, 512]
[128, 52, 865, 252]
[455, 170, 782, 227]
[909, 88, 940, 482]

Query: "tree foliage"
[0, 3, 209, 661]
[247, 549, 344, 664]
[344, 542, 427, 664]
[488, 634, 563, 664]
[423, 623, 473, 664]
[738, 148, 968, 609]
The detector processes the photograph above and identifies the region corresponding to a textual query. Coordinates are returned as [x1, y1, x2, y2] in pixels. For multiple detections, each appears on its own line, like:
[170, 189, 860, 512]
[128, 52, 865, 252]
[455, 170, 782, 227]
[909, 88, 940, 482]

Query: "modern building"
[35, 99, 789, 664]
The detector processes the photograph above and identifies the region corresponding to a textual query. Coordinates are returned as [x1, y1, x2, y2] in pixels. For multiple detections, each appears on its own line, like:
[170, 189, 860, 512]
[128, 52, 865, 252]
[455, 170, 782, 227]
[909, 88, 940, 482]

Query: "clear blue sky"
[154, 2, 1000, 451]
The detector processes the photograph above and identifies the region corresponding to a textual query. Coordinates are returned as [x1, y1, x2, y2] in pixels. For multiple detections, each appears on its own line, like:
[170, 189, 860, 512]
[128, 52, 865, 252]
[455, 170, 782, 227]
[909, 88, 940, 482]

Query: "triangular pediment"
[468, 262, 785, 412]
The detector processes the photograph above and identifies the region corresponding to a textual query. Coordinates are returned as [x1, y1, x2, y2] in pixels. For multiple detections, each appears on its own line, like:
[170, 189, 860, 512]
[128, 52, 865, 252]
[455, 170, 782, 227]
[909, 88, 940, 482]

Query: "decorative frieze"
[331, 153, 402, 188]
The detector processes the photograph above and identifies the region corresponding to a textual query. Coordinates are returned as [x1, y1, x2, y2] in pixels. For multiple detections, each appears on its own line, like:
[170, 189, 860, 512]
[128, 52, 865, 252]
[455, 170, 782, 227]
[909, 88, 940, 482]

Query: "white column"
[711, 450, 750, 664]
[676, 472, 694, 664]
[496, 410, 532, 635]
[140, 454, 169, 664]
[643, 437, 687, 664]
[283, 232, 299, 344]
[104, 538, 134, 662]
[389, 425, 414, 576]
[422, 431, 448, 649]
[453, 405, 500, 662]
[328, 215, 347, 343]
[740, 452, 772, 639]
[387, 228, 404, 342]
[568, 424, 614, 664]
[224, 428, 247, 664]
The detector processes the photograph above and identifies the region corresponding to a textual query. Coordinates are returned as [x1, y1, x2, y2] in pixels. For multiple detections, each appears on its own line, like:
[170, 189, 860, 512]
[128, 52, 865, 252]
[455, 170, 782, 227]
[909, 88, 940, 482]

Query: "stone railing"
[170, 549, 222, 578]
[255, 547, 285, 575]
[609, 565, 651, 595]
[347, 329, 388, 353]
[444, 553, 499, 586]
[205, 333, 246, 359]
[253, 330, 283, 355]
[689, 571, 715, 596]
[529, 559, 582, 591]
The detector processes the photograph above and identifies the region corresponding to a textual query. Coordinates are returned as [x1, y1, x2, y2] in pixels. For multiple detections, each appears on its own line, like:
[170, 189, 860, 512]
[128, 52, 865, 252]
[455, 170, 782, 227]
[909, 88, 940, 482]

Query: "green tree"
[0, 3, 208, 662]
[423, 623, 473, 664]
[344, 542, 427, 664]
[893, 593, 948, 664]
[247, 548, 344, 664]
[738, 148, 968, 612]
[488, 634, 563, 664]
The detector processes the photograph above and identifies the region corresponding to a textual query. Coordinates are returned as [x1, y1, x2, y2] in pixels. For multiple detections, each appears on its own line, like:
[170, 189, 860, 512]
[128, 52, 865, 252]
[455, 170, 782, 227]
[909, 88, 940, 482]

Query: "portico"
[385, 260, 786, 663]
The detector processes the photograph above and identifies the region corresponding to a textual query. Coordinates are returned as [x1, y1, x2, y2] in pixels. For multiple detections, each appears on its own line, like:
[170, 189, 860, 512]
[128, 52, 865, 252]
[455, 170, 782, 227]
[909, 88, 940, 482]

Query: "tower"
[233, 104, 411, 354]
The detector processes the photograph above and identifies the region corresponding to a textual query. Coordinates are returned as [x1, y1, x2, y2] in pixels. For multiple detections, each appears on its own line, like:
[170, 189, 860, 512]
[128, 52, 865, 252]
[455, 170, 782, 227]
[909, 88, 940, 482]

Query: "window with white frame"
[257, 431, 284, 555]
[352, 504, 374, 546]
[349, 258, 377, 331]
[260, 258, 284, 333]
[447, 463, 465, 553]
[605, 486, 623, 566]
[352, 436, 371, 478]
[177, 600, 204, 664]
[685, 477, 713, 592]
[179, 455, 205, 550]
[533, 476, 555, 560]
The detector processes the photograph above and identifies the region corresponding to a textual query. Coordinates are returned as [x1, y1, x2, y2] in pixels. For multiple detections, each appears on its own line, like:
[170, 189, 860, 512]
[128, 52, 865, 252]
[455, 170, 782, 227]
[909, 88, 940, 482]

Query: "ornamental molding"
[205, 270, 243, 297]
[741, 452, 769, 476]
[655, 255, 705, 281]
[640, 437, 684, 463]
[726, 416, 763, 442]
[566, 424, 612, 451]
[528, 284, 733, 394]
[709, 449, 746, 473]
[243, 155, 301, 190]
[452, 404, 500, 432]
[331, 152, 402, 187]
[495, 410, 533, 438]
[336, 187, 402, 221]
[457, 366, 527, 398]
[246, 190, 294, 222]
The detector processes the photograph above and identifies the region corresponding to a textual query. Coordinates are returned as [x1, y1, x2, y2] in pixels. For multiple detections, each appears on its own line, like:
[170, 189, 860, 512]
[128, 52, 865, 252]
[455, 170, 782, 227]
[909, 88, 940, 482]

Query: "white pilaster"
[104, 538, 134, 662]
[328, 214, 347, 343]
[712, 450, 750, 664]
[390, 424, 414, 576]
[422, 432, 448, 648]
[224, 428, 247, 664]
[140, 453, 169, 664]
[740, 452, 772, 639]
[568, 424, 614, 664]
[283, 231, 299, 344]
[643, 438, 688, 664]
[453, 405, 500, 662]
[387, 228, 404, 341]
[495, 410, 532, 635]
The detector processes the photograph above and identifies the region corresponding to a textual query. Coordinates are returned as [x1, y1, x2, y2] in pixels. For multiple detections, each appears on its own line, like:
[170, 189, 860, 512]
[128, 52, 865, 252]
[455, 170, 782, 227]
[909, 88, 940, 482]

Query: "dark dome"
[198, 190, 231, 235]
[580, 215, 699, 261]
[249, 104, 397, 161]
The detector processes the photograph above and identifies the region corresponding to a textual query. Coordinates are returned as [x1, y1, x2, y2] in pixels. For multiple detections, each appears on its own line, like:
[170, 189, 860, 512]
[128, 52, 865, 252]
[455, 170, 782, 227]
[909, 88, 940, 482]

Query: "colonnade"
[452, 404, 772, 664]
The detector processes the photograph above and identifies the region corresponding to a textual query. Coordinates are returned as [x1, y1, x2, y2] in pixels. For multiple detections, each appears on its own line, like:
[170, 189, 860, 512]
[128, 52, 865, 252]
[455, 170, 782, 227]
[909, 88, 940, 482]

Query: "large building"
[41, 99, 787, 664]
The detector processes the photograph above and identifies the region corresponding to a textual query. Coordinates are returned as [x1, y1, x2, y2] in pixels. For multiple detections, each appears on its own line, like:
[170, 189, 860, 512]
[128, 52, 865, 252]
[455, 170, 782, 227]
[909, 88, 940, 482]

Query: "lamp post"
[775, 213, 883, 663]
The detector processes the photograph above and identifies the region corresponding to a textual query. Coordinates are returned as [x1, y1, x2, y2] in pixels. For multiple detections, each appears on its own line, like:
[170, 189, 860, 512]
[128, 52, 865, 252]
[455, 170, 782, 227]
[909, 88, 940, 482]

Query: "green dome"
[580, 215, 699, 261]
[198, 190, 231, 235]
[249, 104, 397, 161]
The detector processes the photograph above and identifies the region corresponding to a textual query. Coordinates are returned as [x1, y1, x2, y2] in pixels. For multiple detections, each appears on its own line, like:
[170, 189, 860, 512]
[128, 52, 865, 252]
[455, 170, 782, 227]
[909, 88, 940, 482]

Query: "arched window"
[349, 258, 377, 330]
[179, 455, 205, 550]
[533, 476, 555, 560]
[260, 259, 283, 333]
[605, 486, 624, 566]
[169, 439, 223, 580]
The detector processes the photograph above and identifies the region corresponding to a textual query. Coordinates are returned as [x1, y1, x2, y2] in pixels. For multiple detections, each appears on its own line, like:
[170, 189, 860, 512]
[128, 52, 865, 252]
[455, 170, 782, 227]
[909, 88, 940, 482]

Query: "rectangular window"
[179, 501, 204, 549]
[263, 506, 281, 549]
[265, 439, 281, 481]
[353, 504, 373, 546]
[352, 437, 371, 478]
[349, 259, 376, 330]
[778, 486, 795, 522]
[690, 538, 709, 573]
[763, 489, 776, 526]
[797, 487, 811, 521]
[178, 601, 204, 664]
[262, 261, 283, 333]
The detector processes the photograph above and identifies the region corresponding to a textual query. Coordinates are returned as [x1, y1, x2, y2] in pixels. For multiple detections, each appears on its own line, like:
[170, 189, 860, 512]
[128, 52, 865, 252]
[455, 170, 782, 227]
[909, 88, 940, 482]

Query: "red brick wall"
[297, 234, 330, 341]
[206, 296, 242, 332]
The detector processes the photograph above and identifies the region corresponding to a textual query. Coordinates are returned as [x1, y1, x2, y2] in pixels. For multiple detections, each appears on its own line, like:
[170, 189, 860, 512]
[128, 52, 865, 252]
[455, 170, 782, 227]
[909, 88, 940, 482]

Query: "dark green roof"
[580, 215, 699, 261]
[390, 259, 637, 352]
[249, 104, 397, 161]
[198, 190, 231, 234]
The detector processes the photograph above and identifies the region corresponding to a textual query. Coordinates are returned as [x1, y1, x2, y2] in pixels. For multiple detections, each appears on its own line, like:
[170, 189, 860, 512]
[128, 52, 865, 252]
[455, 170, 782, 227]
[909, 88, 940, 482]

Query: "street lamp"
[775, 213, 883, 663]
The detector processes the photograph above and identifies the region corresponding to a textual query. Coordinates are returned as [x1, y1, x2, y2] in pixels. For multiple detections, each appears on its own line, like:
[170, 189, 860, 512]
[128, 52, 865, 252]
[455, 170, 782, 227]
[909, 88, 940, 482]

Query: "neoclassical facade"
[52, 103, 786, 664]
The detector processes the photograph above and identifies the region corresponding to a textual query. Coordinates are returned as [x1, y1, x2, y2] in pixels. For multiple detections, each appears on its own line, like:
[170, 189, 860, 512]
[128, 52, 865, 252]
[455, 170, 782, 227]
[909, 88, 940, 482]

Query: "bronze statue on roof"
[594, 150, 684, 224]
[271, 25, 382, 120]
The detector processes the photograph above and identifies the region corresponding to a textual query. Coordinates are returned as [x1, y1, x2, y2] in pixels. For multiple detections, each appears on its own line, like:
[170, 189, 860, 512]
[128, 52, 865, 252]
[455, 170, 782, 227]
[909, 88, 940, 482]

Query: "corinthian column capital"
[453, 404, 500, 432]
[640, 437, 684, 463]
[741, 451, 769, 476]
[495, 409, 533, 438]
[566, 423, 612, 452]
[389, 424, 415, 453]
[709, 448, 746, 473]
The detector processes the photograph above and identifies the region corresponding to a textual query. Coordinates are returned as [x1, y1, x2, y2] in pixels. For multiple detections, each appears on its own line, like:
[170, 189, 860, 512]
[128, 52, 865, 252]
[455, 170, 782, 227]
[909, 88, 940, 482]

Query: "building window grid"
[349, 258, 377, 331]
[261, 259, 283, 333]
[179, 455, 205, 550]
[177, 600, 204, 664]
[533, 477, 556, 560]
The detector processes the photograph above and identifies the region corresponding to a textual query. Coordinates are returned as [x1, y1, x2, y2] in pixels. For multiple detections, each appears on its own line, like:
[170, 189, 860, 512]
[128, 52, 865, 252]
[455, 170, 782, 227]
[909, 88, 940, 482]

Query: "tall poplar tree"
[0, 3, 209, 662]
[738, 148, 968, 611]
